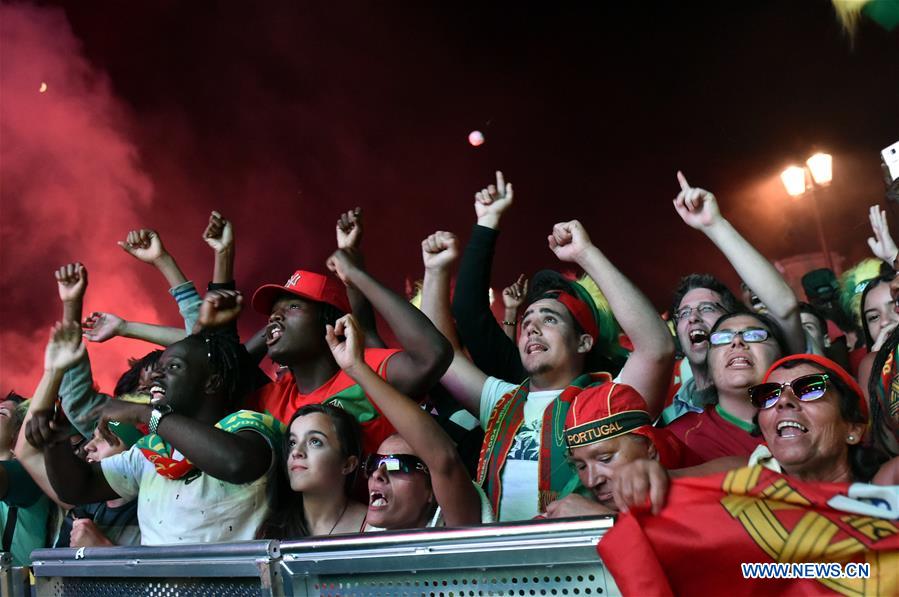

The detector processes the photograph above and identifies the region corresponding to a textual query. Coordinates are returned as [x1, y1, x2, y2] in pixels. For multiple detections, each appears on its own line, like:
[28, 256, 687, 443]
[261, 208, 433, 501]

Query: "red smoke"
[0, 4, 163, 396]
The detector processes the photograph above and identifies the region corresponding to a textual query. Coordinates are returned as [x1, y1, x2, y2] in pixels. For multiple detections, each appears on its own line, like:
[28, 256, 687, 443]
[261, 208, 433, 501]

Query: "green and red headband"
[550, 290, 600, 341]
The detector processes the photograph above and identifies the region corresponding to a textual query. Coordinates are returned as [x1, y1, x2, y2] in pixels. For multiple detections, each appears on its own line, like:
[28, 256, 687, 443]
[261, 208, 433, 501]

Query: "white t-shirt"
[101, 435, 276, 545]
[479, 376, 563, 521]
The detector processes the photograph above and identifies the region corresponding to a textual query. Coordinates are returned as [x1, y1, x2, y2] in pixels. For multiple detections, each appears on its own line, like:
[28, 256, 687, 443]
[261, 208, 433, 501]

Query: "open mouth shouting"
[525, 341, 548, 355]
[369, 490, 388, 509]
[688, 328, 708, 347]
[776, 419, 809, 438]
[725, 353, 754, 369]
[149, 385, 167, 405]
[265, 322, 284, 346]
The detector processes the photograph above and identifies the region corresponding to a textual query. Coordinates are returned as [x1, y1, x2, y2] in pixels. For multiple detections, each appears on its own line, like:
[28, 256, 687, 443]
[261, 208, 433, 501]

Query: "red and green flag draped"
[599, 465, 899, 596]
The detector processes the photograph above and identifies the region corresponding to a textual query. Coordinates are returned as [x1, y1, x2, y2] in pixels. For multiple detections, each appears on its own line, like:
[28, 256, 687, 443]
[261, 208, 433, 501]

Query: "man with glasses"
[662, 173, 807, 425]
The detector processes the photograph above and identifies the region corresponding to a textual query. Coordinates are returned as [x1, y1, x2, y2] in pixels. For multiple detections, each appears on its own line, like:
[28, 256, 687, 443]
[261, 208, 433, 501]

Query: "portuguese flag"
[599, 466, 899, 596]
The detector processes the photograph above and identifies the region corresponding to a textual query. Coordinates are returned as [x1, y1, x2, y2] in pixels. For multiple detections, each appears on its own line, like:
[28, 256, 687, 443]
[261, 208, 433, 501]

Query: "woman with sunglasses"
[324, 314, 487, 530]
[667, 310, 789, 462]
[613, 354, 896, 514]
[258, 403, 368, 538]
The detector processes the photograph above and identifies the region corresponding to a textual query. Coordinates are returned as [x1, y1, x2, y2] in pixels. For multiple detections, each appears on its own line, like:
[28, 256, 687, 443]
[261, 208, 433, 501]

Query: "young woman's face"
[863, 281, 899, 344]
[286, 412, 354, 495]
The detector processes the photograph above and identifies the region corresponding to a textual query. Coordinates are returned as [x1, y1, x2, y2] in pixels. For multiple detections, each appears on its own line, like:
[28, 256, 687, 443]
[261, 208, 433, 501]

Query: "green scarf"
[476, 372, 612, 517]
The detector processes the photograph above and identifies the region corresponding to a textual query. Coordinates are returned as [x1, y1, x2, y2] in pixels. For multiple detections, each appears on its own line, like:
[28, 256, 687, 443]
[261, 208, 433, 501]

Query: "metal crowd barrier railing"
[22, 517, 619, 596]
[1, 552, 32, 597]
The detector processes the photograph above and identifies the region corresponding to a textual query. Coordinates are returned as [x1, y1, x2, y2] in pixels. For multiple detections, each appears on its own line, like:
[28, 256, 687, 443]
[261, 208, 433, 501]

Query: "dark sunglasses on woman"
[748, 373, 829, 409]
[363, 453, 430, 478]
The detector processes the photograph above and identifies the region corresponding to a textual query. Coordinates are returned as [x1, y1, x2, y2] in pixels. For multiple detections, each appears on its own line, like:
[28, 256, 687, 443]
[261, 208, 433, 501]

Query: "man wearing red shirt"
[247, 251, 451, 455]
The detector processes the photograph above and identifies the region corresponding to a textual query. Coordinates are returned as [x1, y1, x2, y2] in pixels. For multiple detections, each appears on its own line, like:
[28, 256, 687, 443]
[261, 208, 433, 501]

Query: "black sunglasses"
[748, 373, 829, 409]
[363, 453, 429, 478]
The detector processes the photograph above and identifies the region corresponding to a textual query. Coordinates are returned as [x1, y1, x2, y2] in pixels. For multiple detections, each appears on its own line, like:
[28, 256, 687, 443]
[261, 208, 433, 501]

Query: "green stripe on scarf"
[477, 372, 612, 518]
[136, 410, 285, 479]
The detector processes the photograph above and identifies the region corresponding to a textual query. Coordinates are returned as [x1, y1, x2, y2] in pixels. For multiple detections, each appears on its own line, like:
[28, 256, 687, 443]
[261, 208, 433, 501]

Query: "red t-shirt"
[666, 405, 763, 463]
[245, 348, 400, 455]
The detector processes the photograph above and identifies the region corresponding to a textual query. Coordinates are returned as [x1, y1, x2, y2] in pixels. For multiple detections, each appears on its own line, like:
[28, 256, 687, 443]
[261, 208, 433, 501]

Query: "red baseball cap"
[251, 270, 350, 315]
[565, 382, 681, 468]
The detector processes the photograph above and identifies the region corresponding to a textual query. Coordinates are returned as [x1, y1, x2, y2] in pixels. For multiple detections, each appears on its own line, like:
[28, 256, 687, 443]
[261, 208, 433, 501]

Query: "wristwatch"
[148, 404, 174, 434]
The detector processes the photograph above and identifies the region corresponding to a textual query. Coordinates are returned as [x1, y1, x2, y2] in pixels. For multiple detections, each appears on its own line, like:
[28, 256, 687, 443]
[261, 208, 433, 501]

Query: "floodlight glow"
[781, 166, 807, 197]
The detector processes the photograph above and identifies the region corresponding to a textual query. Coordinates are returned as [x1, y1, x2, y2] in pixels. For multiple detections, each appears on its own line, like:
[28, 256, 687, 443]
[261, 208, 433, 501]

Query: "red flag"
[599, 466, 899, 596]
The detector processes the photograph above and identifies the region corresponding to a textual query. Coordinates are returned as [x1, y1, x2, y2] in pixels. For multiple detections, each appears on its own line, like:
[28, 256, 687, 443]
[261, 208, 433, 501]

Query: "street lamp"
[780, 153, 835, 271]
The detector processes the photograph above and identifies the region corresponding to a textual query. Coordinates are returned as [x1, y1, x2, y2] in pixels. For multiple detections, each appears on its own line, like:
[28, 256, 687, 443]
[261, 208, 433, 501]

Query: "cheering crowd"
[1, 170, 898, 573]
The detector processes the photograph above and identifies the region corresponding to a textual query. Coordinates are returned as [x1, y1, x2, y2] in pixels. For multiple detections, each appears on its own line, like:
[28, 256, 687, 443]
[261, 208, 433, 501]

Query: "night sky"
[1, 0, 897, 394]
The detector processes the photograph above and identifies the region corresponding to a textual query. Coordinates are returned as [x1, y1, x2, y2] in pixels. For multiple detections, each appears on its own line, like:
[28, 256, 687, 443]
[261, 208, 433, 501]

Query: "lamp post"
[780, 152, 835, 271]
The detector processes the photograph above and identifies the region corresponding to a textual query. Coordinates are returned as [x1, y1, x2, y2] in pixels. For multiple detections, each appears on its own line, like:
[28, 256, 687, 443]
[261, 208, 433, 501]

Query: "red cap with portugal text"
[252, 270, 350, 315]
[565, 382, 682, 468]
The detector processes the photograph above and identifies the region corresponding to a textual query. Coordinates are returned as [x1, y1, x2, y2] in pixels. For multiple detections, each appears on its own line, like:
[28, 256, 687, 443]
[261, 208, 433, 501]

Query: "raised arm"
[56, 262, 87, 325]
[203, 210, 235, 285]
[451, 171, 525, 381]
[548, 221, 675, 416]
[18, 322, 112, 506]
[674, 171, 805, 354]
[53, 263, 111, 437]
[83, 311, 186, 347]
[867, 205, 899, 265]
[326, 314, 480, 526]
[420, 231, 487, 417]
[119, 228, 189, 288]
[335, 207, 386, 348]
[501, 275, 528, 341]
[326, 250, 452, 398]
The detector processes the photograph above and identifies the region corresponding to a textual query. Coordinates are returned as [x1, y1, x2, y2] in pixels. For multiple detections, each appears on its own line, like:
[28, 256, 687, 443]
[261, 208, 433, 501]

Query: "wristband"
[149, 404, 174, 435]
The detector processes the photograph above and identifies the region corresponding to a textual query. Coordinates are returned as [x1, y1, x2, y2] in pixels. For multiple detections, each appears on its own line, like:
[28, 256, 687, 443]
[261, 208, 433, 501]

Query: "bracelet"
[502, 320, 517, 326]
[149, 405, 174, 434]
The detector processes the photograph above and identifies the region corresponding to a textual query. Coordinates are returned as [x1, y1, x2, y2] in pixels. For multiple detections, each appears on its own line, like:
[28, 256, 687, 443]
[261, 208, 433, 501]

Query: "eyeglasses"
[709, 327, 770, 346]
[675, 302, 724, 321]
[748, 373, 829, 409]
[363, 453, 430, 478]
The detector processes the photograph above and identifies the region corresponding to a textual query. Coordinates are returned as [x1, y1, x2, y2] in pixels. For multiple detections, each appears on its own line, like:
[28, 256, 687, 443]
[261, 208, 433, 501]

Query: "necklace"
[327, 501, 349, 536]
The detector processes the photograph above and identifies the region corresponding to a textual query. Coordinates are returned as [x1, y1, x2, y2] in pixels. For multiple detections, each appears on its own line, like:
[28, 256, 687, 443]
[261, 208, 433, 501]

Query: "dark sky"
[1, 0, 897, 393]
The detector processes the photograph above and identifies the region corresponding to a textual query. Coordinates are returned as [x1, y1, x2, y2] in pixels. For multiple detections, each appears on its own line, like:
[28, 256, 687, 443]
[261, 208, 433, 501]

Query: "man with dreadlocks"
[30, 290, 283, 544]
[420, 213, 675, 521]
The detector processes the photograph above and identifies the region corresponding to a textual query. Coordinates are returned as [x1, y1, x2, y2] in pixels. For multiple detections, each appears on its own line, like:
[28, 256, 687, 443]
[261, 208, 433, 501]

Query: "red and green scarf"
[476, 372, 612, 517]
[136, 410, 285, 480]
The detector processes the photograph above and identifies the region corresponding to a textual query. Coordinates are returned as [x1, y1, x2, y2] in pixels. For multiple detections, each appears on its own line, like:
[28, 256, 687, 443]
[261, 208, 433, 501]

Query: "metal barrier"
[1, 553, 32, 597]
[28, 518, 619, 596]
